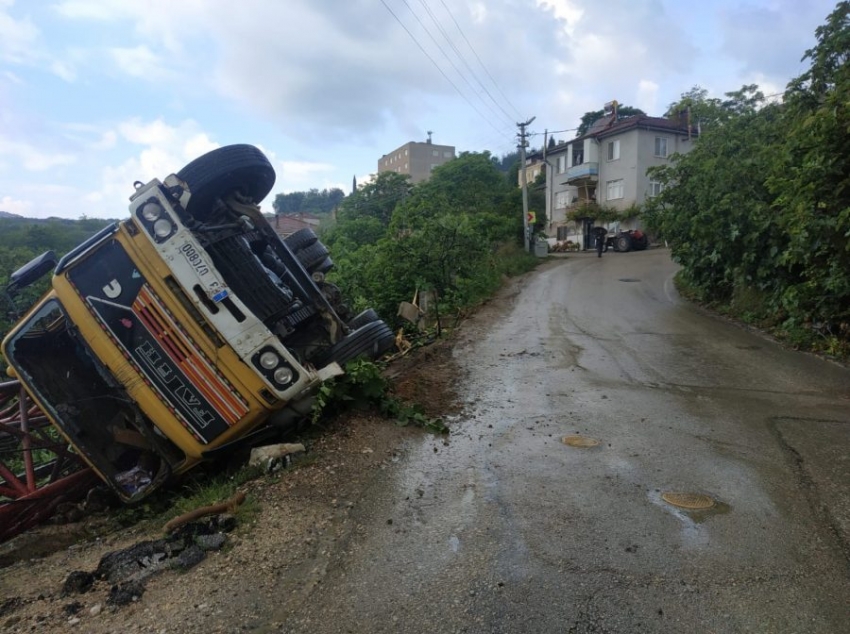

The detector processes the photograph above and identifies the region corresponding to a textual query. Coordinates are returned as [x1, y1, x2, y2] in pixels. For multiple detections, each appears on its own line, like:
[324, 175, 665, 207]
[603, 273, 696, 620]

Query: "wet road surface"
[273, 249, 850, 633]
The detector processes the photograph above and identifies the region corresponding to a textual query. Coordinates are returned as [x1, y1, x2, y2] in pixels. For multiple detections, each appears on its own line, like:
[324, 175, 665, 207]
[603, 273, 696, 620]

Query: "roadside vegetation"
[644, 2, 850, 359]
[321, 151, 538, 324]
[0, 216, 114, 353]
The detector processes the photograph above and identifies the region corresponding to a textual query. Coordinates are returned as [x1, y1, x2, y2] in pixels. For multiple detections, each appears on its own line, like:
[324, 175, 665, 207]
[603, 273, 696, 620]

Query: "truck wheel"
[317, 320, 395, 367]
[177, 145, 276, 221]
[348, 308, 379, 330]
[284, 228, 318, 252]
[297, 242, 329, 271]
[312, 256, 334, 275]
[616, 234, 632, 253]
[634, 234, 649, 250]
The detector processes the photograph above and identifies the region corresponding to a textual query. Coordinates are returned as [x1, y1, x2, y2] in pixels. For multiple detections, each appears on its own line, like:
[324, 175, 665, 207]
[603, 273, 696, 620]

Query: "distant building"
[543, 101, 697, 247]
[271, 213, 321, 239]
[378, 137, 456, 183]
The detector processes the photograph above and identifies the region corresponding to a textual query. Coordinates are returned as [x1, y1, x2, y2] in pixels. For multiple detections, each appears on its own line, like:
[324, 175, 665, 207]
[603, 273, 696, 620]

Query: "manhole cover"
[661, 492, 715, 510]
[618, 278, 640, 283]
[561, 435, 600, 448]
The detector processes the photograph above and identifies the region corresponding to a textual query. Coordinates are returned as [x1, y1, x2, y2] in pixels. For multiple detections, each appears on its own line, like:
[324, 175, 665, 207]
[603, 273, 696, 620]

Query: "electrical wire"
[416, 0, 515, 125]
[399, 0, 513, 129]
[437, 0, 522, 120]
[379, 0, 508, 137]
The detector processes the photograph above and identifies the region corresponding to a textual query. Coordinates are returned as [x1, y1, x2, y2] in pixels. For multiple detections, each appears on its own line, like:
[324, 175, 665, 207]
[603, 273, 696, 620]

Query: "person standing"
[595, 232, 604, 258]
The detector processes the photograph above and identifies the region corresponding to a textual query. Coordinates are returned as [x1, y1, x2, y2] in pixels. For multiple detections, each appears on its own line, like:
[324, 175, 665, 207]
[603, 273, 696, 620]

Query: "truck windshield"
[5, 299, 179, 500]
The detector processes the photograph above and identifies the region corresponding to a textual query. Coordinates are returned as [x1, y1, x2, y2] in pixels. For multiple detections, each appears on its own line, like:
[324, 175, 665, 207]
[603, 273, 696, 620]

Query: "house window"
[606, 179, 624, 200]
[432, 149, 439, 157]
[430, 163, 438, 171]
[607, 140, 620, 161]
[443, 151, 452, 158]
[555, 191, 570, 209]
[654, 137, 668, 158]
[405, 163, 408, 170]
[405, 149, 408, 156]
[648, 181, 663, 197]
[557, 155, 566, 174]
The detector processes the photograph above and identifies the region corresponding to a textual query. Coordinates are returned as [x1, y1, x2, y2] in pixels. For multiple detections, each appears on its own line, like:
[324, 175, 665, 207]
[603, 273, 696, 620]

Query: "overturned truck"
[0, 145, 394, 535]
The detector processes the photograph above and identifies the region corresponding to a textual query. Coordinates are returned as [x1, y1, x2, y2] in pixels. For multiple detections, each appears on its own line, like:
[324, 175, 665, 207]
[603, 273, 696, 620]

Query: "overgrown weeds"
[311, 359, 449, 434]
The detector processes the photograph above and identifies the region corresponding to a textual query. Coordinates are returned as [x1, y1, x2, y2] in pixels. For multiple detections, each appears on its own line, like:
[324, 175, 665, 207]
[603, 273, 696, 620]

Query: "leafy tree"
[493, 150, 520, 173]
[644, 97, 785, 300]
[326, 152, 535, 322]
[768, 0, 850, 336]
[272, 187, 345, 216]
[645, 2, 850, 355]
[337, 171, 411, 226]
[272, 191, 306, 215]
[321, 171, 412, 258]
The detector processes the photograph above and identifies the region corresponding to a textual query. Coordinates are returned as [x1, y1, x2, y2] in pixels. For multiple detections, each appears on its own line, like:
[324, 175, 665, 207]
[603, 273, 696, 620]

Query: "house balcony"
[564, 162, 598, 185]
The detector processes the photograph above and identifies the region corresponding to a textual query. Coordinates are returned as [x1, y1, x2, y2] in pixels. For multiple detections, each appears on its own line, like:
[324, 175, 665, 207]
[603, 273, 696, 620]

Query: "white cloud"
[0, 135, 77, 171]
[1, 69, 22, 84]
[85, 118, 220, 213]
[50, 59, 77, 82]
[110, 45, 171, 80]
[0, 1, 40, 64]
[636, 79, 659, 114]
[0, 195, 33, 215]
[277, 160, 335, 192]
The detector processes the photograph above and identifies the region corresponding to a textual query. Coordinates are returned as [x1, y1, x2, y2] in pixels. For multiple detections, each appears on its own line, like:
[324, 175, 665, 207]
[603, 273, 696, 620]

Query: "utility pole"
[517, 116, 536, 252]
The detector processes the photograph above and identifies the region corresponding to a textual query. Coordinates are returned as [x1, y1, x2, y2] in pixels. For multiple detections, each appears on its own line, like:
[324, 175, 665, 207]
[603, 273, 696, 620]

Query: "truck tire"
[348, 308, 379, 330]
[616, 233, 632, 253]
[312, 256, 334, 275]
[177, 145, 276, 221]
[633, 233, 649, 250]
[317, 320, 395, 367]
[297, 241, 330, 272]
[284, 228, 318, 252]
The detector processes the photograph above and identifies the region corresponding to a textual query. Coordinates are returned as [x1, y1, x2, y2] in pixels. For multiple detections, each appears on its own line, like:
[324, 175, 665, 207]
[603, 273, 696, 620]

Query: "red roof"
[272, 214, 318, 237]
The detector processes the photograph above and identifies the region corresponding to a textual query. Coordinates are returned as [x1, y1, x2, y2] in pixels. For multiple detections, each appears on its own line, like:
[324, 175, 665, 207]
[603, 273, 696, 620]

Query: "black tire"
[177, 145, 276, 220]
[348, 308, 379, 330]
[297, 241, 329, 271]
[284, 228, 318, 252]
[312, 256, 334, 275]
[616, 234, 632, 253]
[317, 320, 395, 367]
[634, 234, 649, 250]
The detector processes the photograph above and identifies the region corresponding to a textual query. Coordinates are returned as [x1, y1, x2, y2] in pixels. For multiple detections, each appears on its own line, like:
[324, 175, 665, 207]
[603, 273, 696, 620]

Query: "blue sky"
[0, 0, 838, 219]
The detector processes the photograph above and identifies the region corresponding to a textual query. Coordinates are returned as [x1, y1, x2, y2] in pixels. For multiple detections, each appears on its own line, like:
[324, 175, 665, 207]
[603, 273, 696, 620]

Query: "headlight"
[259, 351, 279, 369]
[273, 367, 294, 385]
[141, 202, 162, 222]
[153, 218, 174, 239]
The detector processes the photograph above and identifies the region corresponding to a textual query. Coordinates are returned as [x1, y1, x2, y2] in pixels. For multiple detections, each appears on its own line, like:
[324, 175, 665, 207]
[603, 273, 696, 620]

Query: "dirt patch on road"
[0, 262, 547, 633]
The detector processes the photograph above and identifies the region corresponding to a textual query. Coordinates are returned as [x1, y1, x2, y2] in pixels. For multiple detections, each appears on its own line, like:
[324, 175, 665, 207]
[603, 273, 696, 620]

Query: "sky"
[0, 0, 839, 219]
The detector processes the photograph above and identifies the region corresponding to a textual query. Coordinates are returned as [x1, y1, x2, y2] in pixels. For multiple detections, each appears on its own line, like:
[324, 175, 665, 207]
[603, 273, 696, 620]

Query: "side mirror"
[7, 250, 58, 297]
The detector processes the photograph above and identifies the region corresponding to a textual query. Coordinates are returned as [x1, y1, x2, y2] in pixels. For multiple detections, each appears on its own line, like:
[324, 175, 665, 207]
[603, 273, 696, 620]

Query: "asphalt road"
[273, 249, 850, 634]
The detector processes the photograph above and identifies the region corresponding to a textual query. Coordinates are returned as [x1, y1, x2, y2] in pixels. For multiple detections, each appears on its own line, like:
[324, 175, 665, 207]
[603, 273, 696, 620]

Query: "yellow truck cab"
[1, 145, 394, 502]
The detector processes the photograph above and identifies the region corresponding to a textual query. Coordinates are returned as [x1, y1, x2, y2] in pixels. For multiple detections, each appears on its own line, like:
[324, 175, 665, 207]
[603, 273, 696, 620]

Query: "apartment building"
[378, 139, 456, 183]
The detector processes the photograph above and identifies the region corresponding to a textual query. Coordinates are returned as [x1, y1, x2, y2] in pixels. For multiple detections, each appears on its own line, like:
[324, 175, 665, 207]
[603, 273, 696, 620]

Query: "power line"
[437, 0, 522, 119]
[379, 0, 508, 137]
[399, 0, 513, 128]
[528, 127, 579, 137]
[416, 0, 516, 125]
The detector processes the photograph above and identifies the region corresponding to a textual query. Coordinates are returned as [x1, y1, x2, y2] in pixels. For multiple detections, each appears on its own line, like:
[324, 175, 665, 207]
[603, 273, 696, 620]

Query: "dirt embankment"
[0, 337, 467, 634]
[0, 263, 538, 633]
